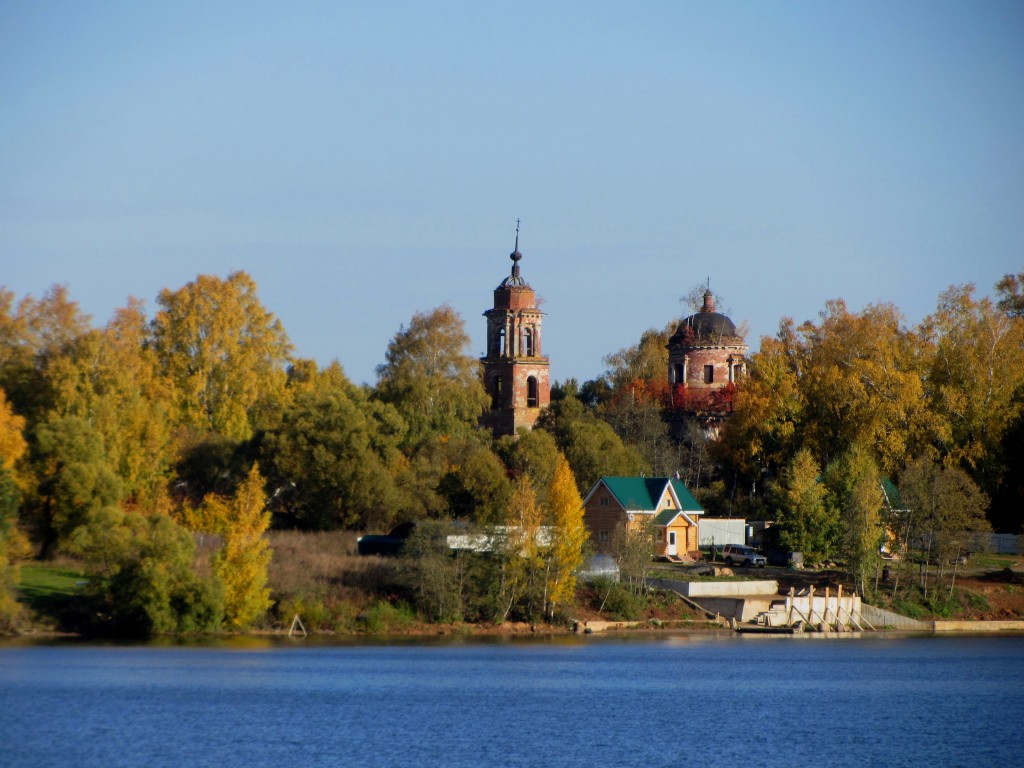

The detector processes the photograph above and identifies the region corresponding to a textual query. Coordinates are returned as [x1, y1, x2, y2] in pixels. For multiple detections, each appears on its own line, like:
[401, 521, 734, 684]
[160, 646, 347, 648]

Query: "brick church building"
[667, 288, 748, 422]
[480, 231, 550, 437]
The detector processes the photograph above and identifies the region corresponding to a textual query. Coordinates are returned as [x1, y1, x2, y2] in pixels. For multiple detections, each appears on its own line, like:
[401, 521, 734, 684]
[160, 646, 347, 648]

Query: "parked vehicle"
[357, 521, 416, 556]
[721, 544, 766, 568]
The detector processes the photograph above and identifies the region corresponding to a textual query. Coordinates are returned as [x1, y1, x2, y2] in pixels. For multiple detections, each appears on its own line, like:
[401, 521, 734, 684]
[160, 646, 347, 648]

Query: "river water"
[1, 633, 1022, 768]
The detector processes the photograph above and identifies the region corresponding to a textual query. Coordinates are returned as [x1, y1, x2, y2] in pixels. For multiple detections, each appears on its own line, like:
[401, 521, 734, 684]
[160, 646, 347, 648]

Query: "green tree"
[496, 427, 561, 508]
[538, 394, 644, 493]
[899, 456, 990, 595]
[262, 363, 406, 530]
[772, 448, 837, 562]
[402, 520, 466, 624]
[435, 440, 511, 525]
[601, 324, 674, 391]
[66, 507, 223, 637]
[826, 443, 883, 594]
[375, 305, 489, 449]
[152, 271, 292, 441]
[546, 454, 586, 618]
[32, 415, 123, 552]
[612, 517, 657, 596]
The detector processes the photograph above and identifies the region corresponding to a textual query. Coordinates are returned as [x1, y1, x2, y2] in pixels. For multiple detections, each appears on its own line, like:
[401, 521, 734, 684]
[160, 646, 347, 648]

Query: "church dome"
[669, 289, 741, 344]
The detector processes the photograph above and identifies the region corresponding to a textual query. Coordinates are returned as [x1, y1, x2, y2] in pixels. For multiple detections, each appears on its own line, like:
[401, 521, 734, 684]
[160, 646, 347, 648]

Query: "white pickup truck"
[721, 544, 766, 568]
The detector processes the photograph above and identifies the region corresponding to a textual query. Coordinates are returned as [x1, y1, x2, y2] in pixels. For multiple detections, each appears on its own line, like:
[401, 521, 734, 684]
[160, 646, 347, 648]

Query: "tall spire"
[510, 218, 522, 278]
[500, 218, 526, 287]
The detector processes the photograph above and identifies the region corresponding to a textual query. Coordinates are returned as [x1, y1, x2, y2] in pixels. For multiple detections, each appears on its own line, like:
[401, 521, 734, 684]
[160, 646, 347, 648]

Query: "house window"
[599, 530, 609, 543]
[600, 497, 608, 506]
[527, 376, 539, 407]
[703, 365, 714, 384]
[524, 327, 535, 356]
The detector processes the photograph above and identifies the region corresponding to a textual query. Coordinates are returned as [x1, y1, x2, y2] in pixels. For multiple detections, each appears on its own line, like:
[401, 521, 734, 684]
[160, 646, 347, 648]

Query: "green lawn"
[17, 563, 88, 621]
[966, 552, 1020, 571]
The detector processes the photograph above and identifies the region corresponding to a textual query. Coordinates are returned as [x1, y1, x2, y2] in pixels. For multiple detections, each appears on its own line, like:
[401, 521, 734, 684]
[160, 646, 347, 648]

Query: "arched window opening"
[492, 376, 503, 409]
[673, 363, 684, 384]
[499, 327, 506, 356]
[527, 376, 539, 408]
[524, 327, 535, 356]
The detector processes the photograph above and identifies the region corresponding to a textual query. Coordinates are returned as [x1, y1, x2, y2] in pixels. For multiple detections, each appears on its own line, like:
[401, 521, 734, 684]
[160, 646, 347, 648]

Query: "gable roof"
[880, 476, 909, 512]
[590, 476, 703, 514]
[653, 508, 698, 528]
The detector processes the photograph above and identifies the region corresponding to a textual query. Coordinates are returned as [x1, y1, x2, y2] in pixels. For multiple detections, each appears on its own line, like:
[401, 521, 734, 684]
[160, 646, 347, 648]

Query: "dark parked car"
[357, 521, 416, 556]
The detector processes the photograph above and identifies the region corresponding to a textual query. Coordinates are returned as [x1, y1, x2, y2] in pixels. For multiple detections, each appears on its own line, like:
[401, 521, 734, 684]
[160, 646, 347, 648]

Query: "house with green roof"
[582, 476, 704, 560]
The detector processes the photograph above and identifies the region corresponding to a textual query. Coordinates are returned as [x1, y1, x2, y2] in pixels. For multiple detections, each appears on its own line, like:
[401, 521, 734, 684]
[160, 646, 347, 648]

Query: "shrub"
[601, 582, 647, 621]
[358, 600, 415, 634]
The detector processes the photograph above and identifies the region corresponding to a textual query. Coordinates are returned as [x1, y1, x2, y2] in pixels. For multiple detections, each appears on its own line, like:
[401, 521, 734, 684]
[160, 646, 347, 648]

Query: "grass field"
[17, 563, 87, 624]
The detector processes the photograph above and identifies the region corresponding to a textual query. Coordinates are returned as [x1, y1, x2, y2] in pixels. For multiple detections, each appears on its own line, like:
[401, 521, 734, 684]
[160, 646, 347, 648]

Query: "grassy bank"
[12, 533, 1024, 637]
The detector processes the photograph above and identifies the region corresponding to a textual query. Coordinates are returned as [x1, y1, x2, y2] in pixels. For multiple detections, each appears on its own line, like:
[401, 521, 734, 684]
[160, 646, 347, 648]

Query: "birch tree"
[546, 454, 587, 618]
[208, 465, 273, 628]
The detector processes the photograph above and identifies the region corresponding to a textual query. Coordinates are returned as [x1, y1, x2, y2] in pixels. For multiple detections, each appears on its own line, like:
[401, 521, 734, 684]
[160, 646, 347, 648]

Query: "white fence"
[699, 518, 748, 547]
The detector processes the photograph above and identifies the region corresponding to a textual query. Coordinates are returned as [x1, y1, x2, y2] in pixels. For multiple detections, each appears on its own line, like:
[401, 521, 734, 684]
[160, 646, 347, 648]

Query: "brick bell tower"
[480, 224, 550, 437]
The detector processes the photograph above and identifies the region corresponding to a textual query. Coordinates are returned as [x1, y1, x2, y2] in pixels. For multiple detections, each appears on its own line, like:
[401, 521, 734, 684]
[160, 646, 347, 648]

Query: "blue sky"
[2, 1, 1022, 385]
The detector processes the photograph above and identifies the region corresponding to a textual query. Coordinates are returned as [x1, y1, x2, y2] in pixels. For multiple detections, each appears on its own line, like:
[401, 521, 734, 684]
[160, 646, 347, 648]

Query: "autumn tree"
[206, 465, 273, 628]
[718, 323, 804, 481]
[0, 285, 92, 423]
[496, 474, 545, 622]
[996, 271, 1024, 318]
[924, 284, 1024, 504]
[48, 300, 178, 513]
[152, 271, 292, 441]
[0, 389, 28, 631]
[546, 454, 587, 619]
[797, 300, 936, 475]
[374, 305, 489, 450]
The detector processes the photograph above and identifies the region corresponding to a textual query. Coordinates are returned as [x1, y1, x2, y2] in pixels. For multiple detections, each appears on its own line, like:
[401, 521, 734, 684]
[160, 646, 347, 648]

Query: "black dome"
[668, 289, 741, 344]
[672, 312, 737, 341]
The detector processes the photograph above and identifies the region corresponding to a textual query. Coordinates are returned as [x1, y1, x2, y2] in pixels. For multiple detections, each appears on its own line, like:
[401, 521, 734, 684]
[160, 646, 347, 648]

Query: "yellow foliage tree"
[209, 465, 273, 628]
[498, 474, 544, 621]
[0, 389, 27, 630]
[546, 454, 587, 618]
[0, 388, 27, 473]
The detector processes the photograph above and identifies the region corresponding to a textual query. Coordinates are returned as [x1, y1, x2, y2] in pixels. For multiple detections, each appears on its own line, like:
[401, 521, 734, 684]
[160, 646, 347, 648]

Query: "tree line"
[0, 269, 1021, 633]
